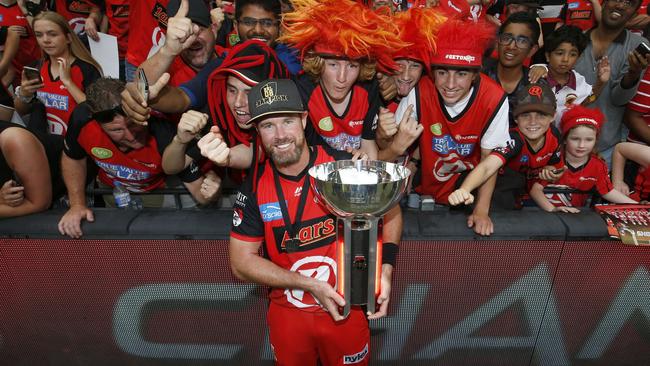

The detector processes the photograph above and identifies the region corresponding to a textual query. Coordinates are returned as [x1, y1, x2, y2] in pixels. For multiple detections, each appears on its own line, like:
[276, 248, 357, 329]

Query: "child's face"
[515, 111, 554, 143]
[546, 42, 580, 77]
[565, 125, 597, 159]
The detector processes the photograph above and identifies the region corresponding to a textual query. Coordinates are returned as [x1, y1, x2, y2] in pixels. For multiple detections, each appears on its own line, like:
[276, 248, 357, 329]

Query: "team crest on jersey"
[260, 201, 283, 222]
[273, 217, 336, 253]
[520, 154, 529, 163]
[233, 208, 243, 227]
[91, 147, 113, 159]
[318, 117, 334, 132]
[430, 123, 442, 136]
[284, 255, 337, 308]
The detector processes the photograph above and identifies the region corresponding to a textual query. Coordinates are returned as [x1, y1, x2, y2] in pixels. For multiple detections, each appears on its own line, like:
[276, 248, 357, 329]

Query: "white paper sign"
[89, 32, 120, 79]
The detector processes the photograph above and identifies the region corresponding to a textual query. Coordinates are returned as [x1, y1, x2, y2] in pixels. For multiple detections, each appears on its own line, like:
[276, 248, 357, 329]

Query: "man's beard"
[267, 137, 304, 167]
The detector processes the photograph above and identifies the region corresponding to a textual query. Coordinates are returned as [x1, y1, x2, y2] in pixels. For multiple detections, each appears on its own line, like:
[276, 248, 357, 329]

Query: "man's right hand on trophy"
[309, 280, 346, 322]
[198, 126, 231, 166]
[164, 0, 200, 56]
[121, 73, 170, 125]
[177, 110, 209, 143]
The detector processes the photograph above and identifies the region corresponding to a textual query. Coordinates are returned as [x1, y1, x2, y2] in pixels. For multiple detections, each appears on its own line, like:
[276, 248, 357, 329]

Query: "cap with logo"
[167, 0, 211, 28]
[560, 105, 605, 136]
[513, 83, 556, 117]
[430, 17, 496, 68]
[247, 79, 305, 124]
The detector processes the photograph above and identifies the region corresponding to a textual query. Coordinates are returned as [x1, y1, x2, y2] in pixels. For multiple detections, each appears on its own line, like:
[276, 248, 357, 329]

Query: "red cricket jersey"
[125, 0, 169, 67]
[492, 126, 563, 183]
[103, 0, 129, 57]
[560, 0, 597, 31]
[539, 154, 614, 207]
[34, 58, 100, 136]
[296, 75, 379, 152]
[53, 0, 93, 34]
[416, 73, 507, 204]
[231, 145, 350, 311]
[632, 166, 650, 202]
[0, 2, 40, 75]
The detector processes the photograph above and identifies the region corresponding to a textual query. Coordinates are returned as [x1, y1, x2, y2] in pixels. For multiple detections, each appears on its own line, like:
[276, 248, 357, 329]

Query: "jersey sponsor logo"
[343, 343, 369, 364]
[111, 4, 130, 18]
[68, 0, 92, 13]
[432, 135, 475, 156]
[444, 54, 476, 63]
[37, 91, 69, 111]
[235, 191, 247, 207]
[536, 152, 554, 162]
[568, 2, 580, 8]
[284, 255, 337, 308]
[47, 113, 67, 136]
[273, 216, 336, 253]
[493, 145, 511, 156]
[454, 134, 478, 142]
[95, 161, 152, 181]
[570, 10, 592, 19]
[260, 202, 283, 222]
[520, 154, 530, 163]
[579, 176, 597, 182]
[91, 147, 113, 159]
[152, 2, 169, 29]
[228, 33, 240, 47]
[349, 119, 364, 128]
[318, 116, 334, 132]
[323, 133, 361, 151]
[233, 208, 243, 227]
[430, 123, 443, 136]
[433, 153, 473, 182]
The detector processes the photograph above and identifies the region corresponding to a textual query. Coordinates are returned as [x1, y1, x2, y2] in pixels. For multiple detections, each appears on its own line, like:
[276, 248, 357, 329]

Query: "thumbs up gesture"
[163, 0, 200, 56]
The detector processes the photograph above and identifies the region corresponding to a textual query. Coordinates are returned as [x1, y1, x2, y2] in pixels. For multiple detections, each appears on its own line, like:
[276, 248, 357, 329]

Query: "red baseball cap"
[560, 105, 605, 136]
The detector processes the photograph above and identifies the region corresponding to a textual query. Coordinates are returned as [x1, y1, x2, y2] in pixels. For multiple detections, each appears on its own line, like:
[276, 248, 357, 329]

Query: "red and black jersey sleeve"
[63, 102, 93, 160]
[76, 60, 102, 89]
[360, 79, 380, 141]
[491, 130, 523, 164]
[547, 126, 562, 166]
[231, 175, 265, 243]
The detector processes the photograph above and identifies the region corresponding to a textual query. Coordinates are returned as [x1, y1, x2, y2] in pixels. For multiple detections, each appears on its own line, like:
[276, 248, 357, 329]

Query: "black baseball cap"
[248, 79, 305, 124]
[167, 0, 211, 28]
[513, 83, 556, 117]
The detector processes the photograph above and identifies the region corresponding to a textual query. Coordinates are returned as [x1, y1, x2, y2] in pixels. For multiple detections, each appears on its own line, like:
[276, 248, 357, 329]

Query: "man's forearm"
[162, 136, 190, 174]
[61, 154, 88, 207]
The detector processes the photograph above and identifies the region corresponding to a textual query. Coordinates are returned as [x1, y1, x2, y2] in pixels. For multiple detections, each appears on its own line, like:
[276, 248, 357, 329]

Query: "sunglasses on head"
[92, 105, 125, 123]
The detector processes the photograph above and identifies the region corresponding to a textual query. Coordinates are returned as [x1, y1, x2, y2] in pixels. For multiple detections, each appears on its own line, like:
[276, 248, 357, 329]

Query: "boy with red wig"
[414, 17, 510, 236]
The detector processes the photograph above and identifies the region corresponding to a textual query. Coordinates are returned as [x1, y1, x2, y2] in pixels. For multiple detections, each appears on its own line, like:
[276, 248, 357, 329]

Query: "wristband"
[382, 242, 399, 267]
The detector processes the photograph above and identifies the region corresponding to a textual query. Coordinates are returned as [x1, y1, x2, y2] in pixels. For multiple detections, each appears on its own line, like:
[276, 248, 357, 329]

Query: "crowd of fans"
[1, 0, 650, 238]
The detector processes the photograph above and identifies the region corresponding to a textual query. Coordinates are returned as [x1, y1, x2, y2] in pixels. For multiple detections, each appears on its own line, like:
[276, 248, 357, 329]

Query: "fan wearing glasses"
[58, 78, 220, 239]
[482, 12, 540, 127]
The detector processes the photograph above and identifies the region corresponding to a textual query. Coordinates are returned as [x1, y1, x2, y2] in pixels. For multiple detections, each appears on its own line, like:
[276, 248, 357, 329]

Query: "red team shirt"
[53, 0, 92, 34]
[631, 166, 650, 202]
[35, 58, 101, 136]
[296, 75, 379, 151]
[538, 154, 613, 207]
[626, 67, 650, 144]
[231, 145, 350, 310]
[492, 126, 563, 190]
[416, 74, 507, 204]
[126, 0, 169, 67]
[101, 0, 130, 58]
[64, 103, 199, 192]
[559, 0, 597, 31]
[0, 2, 40, 75]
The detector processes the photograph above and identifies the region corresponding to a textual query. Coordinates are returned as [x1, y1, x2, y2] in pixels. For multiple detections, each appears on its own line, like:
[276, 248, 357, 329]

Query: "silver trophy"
[309, 160, 410, 317]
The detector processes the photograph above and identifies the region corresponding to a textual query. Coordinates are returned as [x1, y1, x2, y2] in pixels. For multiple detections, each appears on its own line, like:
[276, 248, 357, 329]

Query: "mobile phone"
[636, 42, 650, 58]
[137, 68, 149, 101]
[23, 66, 42, 83]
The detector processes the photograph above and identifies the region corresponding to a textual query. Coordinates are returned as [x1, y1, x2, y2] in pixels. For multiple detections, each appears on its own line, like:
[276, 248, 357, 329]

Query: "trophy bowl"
[308, 160, 411, 218]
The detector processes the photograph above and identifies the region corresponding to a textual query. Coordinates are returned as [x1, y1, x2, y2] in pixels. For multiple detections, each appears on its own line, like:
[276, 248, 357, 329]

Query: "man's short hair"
[500, 11, 541, 47]
[235, 0, 281, 20]
[545, 25, 588, 55]
[86, 78, 125, 114]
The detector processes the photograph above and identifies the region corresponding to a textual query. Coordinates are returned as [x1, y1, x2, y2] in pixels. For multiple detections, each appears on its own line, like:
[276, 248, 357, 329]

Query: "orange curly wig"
[393, 7, 447, 69]
[280, 0, 409, 73]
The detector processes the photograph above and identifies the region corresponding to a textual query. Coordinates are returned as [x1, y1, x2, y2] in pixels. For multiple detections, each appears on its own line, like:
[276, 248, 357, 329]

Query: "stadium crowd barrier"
[0, 208, 648, 365]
